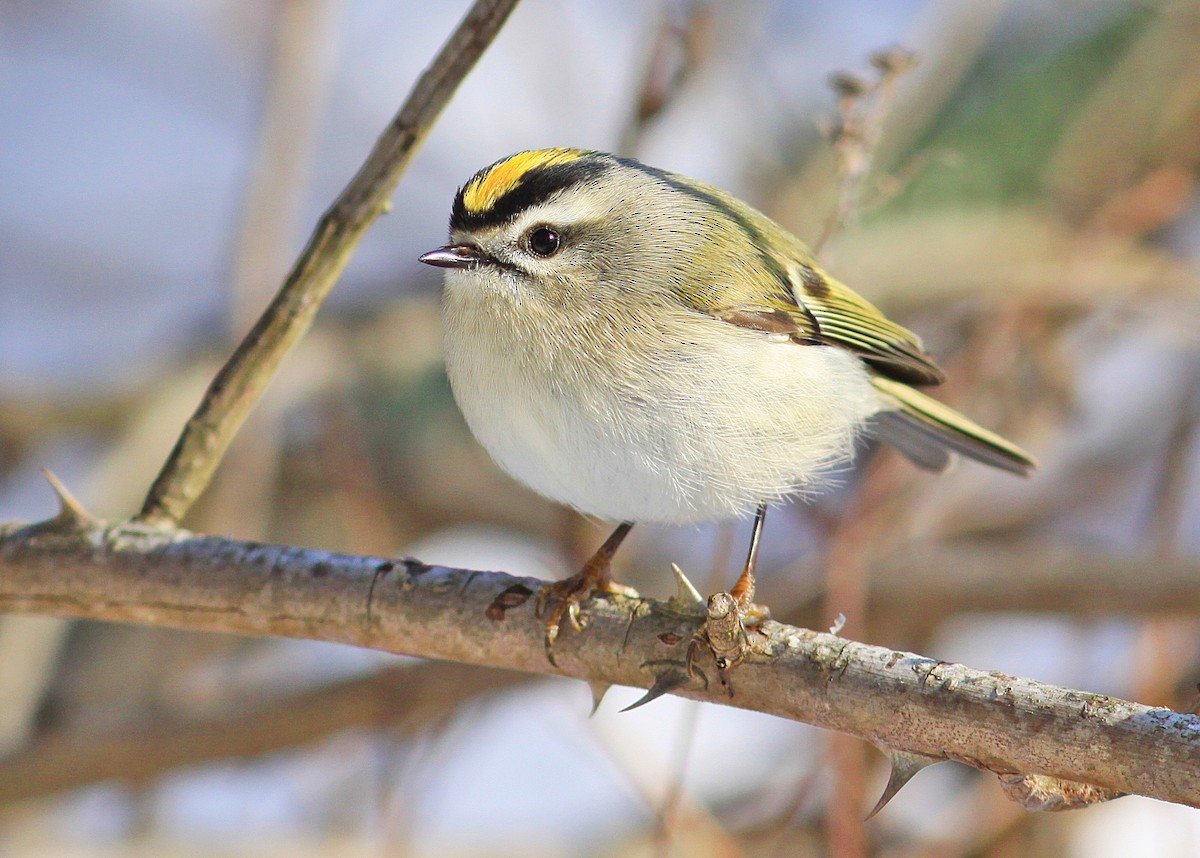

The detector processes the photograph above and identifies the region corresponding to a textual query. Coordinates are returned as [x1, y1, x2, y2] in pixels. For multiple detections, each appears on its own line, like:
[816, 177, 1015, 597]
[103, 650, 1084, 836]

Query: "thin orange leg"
[729, 503, 767, 608]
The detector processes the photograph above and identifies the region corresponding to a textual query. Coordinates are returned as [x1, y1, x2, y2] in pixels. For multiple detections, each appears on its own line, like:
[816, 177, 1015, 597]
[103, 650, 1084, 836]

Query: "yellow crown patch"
[460, 148, 586, 215]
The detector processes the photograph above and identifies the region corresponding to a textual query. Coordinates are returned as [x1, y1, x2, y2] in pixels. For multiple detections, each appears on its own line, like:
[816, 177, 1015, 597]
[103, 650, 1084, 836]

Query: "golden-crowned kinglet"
[421, 148, 1035, 659]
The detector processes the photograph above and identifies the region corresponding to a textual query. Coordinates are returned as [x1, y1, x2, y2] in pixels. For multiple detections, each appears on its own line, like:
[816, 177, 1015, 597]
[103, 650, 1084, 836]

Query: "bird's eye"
[527, 226, 561, 257]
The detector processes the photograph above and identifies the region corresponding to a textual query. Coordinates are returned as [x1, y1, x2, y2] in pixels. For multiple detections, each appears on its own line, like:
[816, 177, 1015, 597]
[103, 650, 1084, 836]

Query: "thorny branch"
[1, 516, 1196, 811]
[136, 0, 521, 527]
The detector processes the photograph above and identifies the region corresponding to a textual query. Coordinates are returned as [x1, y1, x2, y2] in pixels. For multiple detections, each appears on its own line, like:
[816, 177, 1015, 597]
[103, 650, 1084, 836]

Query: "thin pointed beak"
[418, 244, 484, 270]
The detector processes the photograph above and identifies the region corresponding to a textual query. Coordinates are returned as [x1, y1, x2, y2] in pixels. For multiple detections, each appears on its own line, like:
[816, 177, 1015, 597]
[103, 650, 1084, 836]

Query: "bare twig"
[617, 2, 715, 156]
[136, 0, 521, 527]
[1, 519, 1197, 809]
[814, 47, 918, 254]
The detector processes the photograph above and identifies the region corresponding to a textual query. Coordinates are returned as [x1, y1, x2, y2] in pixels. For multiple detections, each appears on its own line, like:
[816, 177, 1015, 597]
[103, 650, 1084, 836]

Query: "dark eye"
[527, 226, 561, 257]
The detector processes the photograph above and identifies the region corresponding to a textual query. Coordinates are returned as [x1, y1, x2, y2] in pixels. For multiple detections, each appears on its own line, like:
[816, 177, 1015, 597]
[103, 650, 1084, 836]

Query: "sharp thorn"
[620, 668, 690, 712]
[866, 750, 942, 820]
[41, 468, 98, 527]
[587, 681, 611, 716]
[667, 563, 705, 615]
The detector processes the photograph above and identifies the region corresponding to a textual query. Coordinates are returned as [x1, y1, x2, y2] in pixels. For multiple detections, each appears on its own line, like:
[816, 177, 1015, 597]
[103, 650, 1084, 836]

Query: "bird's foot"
[536, 560, 638, 666]
[685, 591, 770, 696]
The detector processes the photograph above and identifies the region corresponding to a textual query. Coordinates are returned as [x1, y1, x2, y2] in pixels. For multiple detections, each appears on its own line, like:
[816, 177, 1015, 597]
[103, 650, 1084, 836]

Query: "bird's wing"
[659, 171, 944, 385]
[784, 262, 945, 386]
[706, 249, 946, 386]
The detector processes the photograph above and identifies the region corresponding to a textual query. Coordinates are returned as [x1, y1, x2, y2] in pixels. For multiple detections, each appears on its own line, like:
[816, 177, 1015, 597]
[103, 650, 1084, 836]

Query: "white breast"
[442, 273, 881, 524]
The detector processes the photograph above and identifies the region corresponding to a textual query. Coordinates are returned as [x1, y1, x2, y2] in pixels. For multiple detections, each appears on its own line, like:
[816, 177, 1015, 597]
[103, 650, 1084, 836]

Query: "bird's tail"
[870, 376, 1037, 476]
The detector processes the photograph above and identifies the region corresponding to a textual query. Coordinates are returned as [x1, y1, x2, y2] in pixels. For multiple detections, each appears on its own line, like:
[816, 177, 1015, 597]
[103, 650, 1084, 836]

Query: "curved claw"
[537, 573, 638, 667]
[543, 621, 561, 668]
[537, 522, 638, 666]
[536, 577, 591, 667]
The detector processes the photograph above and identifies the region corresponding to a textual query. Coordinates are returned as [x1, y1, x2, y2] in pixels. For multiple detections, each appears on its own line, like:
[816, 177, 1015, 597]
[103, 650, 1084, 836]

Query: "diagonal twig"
[136, 0, 521, 527]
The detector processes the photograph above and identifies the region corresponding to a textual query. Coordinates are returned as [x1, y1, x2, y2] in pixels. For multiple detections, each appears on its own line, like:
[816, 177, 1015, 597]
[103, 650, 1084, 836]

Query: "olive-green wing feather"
[789, 264, 944, 385]
[755, 217, 944, 385]
[709, 277, 944, 385]
[678, 178, 946, 386]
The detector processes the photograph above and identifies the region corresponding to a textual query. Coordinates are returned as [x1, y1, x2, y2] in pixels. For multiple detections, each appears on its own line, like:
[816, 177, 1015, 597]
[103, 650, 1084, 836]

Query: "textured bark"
[1, 518, 1196, 808]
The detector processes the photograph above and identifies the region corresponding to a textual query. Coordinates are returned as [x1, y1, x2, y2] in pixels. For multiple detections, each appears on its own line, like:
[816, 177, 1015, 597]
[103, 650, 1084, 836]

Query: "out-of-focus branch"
[0, 661, 524, 805]
[1, 518, 1196, 809]
[820, 456, 911, 858]
[865, 541, 1200, 616]
[616, 3, 714, 156]
[136, 0, 521, 527]
[815, 47, 918, 254]
[769, 540, 1200, 640]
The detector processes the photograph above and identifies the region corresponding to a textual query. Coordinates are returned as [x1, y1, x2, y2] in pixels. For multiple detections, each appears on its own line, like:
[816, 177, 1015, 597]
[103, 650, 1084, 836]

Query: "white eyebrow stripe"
[505, 188, 617, 234]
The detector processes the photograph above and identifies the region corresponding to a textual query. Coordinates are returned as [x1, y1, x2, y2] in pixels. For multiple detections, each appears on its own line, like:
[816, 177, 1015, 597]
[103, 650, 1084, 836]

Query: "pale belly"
[443, 292, 881, 524]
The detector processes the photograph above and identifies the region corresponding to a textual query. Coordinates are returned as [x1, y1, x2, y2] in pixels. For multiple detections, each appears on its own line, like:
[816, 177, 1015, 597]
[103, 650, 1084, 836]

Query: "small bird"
[421, 148, 1035, 660]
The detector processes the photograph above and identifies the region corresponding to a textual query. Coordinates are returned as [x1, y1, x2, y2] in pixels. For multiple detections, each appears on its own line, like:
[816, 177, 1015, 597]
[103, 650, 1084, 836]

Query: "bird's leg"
[686, 504, 772, 694]
[537, 521, 639, 665]
[729, 503, 767, 611]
